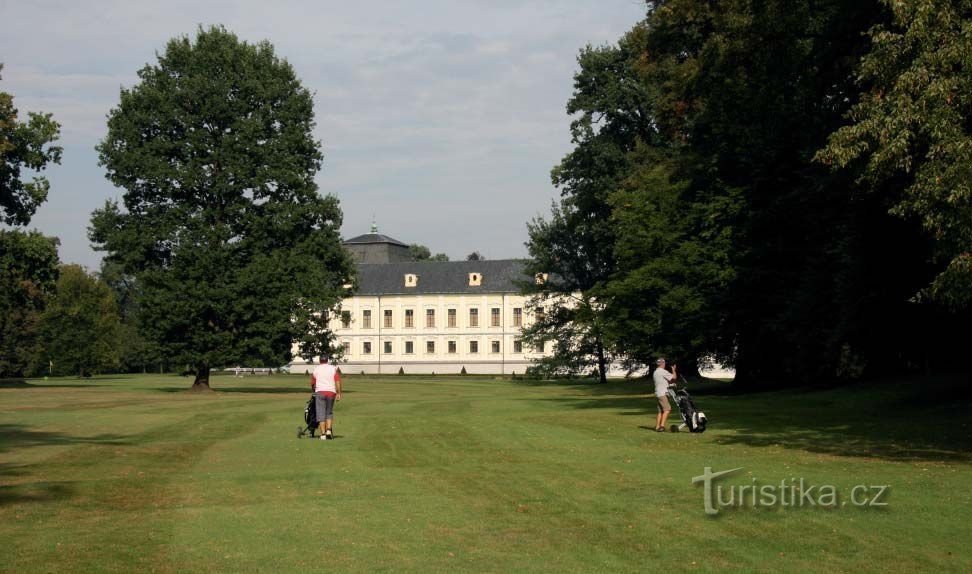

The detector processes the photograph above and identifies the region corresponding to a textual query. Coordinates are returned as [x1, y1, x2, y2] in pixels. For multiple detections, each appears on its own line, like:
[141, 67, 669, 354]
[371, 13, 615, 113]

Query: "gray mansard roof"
[344, 232, 408, 247]
[354, 260, 530, 295]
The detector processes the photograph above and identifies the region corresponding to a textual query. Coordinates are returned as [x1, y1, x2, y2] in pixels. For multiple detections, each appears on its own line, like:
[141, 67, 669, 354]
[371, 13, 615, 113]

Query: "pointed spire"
[371, 215, 378, 234]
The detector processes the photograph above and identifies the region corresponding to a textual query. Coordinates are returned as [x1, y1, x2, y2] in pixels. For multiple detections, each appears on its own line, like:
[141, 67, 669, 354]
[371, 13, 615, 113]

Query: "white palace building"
[287, 227, 551, 375]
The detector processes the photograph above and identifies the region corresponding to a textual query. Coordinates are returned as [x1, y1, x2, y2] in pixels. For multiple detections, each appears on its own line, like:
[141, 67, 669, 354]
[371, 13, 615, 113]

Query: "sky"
[1, 0, 647, 268]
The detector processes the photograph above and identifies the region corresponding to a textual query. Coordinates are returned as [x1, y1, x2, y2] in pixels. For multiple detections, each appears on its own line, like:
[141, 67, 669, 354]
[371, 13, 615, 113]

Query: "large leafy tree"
[98, 261, 166, 373]
[0, 64, 62, 379]
[0, 63, 62, 226]
[0, 231, 60, 378]
[818, 0, 972, 311]
[37, 265, 122, 377]
[90, 27, 354, 390]
[522, 204, 612, 382]
[617, 0, 907, 386]
[603, 147, 740, 375]
[522, 29, 656, 382]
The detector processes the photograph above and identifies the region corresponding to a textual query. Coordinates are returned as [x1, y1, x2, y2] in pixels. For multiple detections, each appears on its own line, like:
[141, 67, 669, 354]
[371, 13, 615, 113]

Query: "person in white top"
[652, 358, 676, 432]
[310, 355, 342, 440]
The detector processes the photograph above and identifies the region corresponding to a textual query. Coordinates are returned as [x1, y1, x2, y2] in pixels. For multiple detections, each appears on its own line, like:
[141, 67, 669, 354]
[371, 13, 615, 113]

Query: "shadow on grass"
[0, 425, 129, 508]
[0, 480, 75, 506]
[0, 424, 131, 454]
[534, 376, 972, 462]
[151, 385, 357, 395]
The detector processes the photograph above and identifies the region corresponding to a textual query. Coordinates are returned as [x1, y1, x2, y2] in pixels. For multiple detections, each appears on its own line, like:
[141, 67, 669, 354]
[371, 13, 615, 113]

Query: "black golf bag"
[297, 394, 319, 438]
[667, 384, 708, 433]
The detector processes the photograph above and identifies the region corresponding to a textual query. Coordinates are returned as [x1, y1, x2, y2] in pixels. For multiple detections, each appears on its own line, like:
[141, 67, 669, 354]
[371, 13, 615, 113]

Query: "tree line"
[521, 0, 970, 386]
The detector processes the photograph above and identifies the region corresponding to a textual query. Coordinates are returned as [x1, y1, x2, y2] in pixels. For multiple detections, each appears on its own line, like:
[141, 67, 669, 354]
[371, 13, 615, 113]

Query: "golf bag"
[667, 383, 708, 433]
[297, 394, 319, 438]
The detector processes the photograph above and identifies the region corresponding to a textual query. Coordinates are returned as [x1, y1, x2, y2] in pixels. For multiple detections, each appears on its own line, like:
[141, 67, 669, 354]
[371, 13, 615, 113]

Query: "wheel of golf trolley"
[670, 424, 679, 433]
[297, 426, 303, 438]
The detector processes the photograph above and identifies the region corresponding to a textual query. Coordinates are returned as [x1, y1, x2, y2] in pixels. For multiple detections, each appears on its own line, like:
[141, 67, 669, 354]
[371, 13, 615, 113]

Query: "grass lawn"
[1, 372, 970, 573]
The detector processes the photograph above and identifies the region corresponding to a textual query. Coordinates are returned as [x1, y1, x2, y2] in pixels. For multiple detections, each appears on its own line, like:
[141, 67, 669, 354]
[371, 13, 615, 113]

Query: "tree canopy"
[0, 63, 62, 226]
[0, 230, 60, 378]
[90, 26, 354, 389]
[38, 265, 123, 378]
[819, 0, 972, 310]
[527, 0, 968, 385]
[408, 243, 449, 261]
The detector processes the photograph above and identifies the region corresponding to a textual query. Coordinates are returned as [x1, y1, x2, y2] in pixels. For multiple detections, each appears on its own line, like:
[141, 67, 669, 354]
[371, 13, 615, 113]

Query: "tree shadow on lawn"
[0, 425, 129, 508]
[533, 377, 972, 462]
[0, 479, 75, 506]
[1, 379, 110, 389]
[152, 385, 358, 395]
[0, 424, 132, 454]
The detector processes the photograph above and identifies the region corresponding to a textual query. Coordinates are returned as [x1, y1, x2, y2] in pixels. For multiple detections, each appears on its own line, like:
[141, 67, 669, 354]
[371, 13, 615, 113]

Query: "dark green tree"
[521, 204, 612, 382]
[38, 265, 122, 377]
[1, 63, 62, 225]
[408, 243, 449, 261]
[523, 26, 656, 382]
[98, 261, 166, 373]
[90, 26, 354, 390]
[818, 0, 972, 311]
[465, 251, 485, 261]
[622, 0, 908, 386]
[0, 231, 60, 377]
[602, 148, 740, 375]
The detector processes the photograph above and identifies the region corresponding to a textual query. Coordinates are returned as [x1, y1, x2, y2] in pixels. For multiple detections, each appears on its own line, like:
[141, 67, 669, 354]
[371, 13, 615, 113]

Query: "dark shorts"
[656, 395, 671, 413]
[314, 392, 335, 421]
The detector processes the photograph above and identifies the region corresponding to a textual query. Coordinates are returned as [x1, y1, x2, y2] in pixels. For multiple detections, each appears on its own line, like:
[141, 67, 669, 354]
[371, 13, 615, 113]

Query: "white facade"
[289, 291, 550, 375]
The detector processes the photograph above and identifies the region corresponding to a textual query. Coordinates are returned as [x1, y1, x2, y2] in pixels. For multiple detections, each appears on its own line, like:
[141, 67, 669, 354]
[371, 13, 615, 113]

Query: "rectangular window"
[513, 308, 522, 327]
[363, 341, 372, 354]
[536, 307, 545, 323]
[469, 308, 479, 327]
[534, 342, 544, 353]
[448, 340, 457, 354]
[426, 309, 435, 328]
[513, 340, 522, 353]
[405, 309, 414, 328]
[426, 341, 435, 354]
[342, 341, 351, 356]
[405, 341, 414, 354]
[384, 309, 393, 328]
[470, 340, 479, 354]
[491, 340, 500, 353]
[362, 310, 372, 329]
[491, 308, 501, 327]
[448, 309, 457, 328]
[384, 341, 392, 354]
[341, 311, 351, 329]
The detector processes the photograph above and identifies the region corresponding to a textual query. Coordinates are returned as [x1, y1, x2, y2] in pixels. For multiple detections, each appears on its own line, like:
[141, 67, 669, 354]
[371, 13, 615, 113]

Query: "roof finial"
[371, 215, 378, 234]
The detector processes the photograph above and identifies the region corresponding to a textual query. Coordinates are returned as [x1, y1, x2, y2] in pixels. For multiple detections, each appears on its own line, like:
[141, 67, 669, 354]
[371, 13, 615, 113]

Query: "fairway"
[1, 374, 970, 573]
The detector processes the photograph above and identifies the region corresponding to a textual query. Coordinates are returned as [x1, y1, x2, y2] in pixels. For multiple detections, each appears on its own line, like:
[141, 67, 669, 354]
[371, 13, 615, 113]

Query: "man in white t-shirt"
[652, 358, 676, 432]
[310, 355, 342, 440]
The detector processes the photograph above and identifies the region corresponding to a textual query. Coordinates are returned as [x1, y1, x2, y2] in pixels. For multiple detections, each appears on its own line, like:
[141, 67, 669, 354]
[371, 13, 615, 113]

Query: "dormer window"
[405, 274, 418, 287]
[469, 273, 482, 286]
[535, 273, 548, 285]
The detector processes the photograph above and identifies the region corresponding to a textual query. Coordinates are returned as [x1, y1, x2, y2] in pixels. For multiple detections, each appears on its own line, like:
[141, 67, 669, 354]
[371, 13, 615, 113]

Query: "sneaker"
[320, 435, 327, 441]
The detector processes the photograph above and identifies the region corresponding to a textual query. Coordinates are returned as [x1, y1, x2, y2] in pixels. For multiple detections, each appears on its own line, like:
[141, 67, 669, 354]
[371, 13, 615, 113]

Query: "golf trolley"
[296, 394, 319, 438]
[666, 379, 708, 433]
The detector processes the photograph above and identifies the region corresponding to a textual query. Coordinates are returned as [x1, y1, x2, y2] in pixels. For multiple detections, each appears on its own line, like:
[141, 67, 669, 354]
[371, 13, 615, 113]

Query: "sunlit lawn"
[1, 372, 969, 572]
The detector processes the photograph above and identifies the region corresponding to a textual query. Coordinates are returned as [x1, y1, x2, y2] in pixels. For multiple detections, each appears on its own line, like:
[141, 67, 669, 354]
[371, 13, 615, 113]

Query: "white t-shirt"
[653, 367, 673, 396]
[312, 363, 339, 393]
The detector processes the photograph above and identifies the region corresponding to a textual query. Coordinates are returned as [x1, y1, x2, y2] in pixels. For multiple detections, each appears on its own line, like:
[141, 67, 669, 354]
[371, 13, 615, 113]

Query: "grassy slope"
[1, 374, 969, 573]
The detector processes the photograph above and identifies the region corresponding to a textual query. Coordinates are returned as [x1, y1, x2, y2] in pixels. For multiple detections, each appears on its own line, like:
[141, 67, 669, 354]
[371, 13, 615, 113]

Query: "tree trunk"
[190, 361, 212, 391]
[596, 339, 607, 384]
